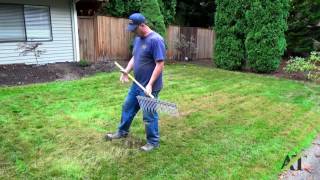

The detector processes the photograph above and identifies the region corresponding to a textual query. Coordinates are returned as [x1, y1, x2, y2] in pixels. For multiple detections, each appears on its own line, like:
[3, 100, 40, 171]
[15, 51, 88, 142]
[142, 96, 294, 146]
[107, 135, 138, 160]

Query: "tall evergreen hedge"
[214, 0, 289, 73]
[214, 0, 246, 70]
[140, 0, 166, 38]
[245, 0, 289, 73]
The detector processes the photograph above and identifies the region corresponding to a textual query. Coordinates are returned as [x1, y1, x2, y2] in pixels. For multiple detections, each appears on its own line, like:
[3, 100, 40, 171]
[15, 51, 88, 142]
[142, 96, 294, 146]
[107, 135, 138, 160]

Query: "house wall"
[0, 0, 77, 64]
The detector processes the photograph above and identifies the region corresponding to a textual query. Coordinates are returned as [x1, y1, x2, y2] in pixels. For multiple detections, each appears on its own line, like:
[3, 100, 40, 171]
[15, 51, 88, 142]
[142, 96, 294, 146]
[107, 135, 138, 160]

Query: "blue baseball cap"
[128, 13, 146, 32]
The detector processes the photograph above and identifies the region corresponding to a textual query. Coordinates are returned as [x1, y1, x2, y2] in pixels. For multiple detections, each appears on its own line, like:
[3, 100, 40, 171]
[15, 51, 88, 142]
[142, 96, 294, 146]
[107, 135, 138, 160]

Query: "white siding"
[0, 0, 76, 64]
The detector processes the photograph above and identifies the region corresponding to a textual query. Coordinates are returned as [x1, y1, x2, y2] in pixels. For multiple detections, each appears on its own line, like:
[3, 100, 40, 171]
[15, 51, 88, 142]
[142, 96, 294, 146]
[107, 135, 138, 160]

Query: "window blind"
[0, 5, 26, 41]
[0, 4, 52, 42]
[24, 5, 52, 41]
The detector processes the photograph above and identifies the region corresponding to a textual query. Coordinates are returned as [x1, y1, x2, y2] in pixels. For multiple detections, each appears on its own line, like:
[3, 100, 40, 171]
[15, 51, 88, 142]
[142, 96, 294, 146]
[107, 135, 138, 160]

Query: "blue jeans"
[118, 84, 160, 146]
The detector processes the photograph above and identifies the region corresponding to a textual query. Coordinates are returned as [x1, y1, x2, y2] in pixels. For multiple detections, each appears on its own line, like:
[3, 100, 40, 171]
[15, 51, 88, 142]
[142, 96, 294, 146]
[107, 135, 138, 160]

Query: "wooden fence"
[78, 16, 215, 62]
[78, 16, 133, 62]
[78, 16, 96, 62]
[166, 26, 215, 60]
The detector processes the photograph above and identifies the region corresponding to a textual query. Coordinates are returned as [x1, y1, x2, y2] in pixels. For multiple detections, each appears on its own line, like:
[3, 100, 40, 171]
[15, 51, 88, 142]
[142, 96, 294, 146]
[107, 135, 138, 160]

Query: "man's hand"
[144, 61, 163, 96]
[120, 70, 129, 83]
[145, 83, 152, 96]
[119, 57, 134, 83]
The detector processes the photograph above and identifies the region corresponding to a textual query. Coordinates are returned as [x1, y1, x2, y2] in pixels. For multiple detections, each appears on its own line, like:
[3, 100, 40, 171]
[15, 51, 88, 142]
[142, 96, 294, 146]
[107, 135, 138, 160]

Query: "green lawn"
[0, 64, 319, 179]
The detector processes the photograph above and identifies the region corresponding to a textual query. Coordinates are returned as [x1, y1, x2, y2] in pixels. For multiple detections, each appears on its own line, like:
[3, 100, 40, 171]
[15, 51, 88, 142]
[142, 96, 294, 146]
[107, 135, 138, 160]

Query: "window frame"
[0, 3, 53, 43]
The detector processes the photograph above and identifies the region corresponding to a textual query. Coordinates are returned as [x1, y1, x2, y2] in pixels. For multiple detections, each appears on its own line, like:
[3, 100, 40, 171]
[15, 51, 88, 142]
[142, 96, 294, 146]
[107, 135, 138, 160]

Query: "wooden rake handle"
[114, 61, 155, 99]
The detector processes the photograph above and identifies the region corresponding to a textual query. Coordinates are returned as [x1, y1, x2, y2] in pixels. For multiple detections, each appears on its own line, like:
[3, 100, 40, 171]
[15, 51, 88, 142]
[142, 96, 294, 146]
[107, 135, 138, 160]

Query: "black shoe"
[105, 132, 127, 141]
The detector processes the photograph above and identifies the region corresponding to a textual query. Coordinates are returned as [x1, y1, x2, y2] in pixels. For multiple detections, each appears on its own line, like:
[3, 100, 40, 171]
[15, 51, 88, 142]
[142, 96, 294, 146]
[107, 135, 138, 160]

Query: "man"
[105, 13, 166, 152]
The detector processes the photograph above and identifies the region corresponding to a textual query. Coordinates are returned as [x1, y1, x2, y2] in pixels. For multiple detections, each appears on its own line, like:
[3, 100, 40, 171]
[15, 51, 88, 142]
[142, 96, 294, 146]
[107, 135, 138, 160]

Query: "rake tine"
[136, 96, 179, 115]
[114, 61, 178, 116]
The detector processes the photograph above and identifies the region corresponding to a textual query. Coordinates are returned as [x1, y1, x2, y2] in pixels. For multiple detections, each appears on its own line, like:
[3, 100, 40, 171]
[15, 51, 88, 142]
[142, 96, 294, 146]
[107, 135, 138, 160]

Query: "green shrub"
[140, 0, 166, 38]
[285, 51, 320, 81]
[214, 0, 246, 70]
[245, 0, 289, 73]
[285, 57, 315, 73]
[214, 33, 246, 70]
[309, 51, 320, 64]
[78, 59, 90, 67]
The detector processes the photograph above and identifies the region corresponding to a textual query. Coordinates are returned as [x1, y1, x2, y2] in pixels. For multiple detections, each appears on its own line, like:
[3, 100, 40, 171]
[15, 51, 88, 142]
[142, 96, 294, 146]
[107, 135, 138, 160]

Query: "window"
[24, 5, 52, 41]
[0, 4, 52, 42]
[0, 5, 25, 41]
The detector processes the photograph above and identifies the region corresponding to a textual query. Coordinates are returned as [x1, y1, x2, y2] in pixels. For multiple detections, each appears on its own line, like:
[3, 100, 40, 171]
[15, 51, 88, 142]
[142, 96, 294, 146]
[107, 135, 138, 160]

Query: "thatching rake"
[114, 62, 178, 116]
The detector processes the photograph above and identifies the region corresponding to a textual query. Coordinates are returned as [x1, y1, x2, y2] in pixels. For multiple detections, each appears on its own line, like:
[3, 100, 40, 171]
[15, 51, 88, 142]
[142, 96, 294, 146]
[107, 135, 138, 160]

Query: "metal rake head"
[136, 95, 179, 116]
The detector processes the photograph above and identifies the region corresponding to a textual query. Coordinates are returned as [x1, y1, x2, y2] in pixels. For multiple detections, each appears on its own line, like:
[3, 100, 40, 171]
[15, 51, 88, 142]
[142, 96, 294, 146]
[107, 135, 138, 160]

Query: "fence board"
[197, 28, 214, 60]
[78, 16, 95, 62]
[167, 25, 180, 60]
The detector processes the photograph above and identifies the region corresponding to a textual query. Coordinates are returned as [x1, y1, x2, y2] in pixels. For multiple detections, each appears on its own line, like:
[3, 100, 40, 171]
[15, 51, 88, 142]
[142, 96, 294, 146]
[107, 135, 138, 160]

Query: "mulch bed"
[0, 59, 308, 87]
[0, 61, 117, 86]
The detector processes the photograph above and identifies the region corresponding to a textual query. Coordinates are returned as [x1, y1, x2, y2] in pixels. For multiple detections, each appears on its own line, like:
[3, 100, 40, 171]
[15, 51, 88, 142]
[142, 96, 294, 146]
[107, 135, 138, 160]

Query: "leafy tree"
[102, 0, 167, 37]
[103, 0, 142, 17]
[103, 0, 126, 17]
[175, 0, 215, 27]
[157, 0, 177, 25]
[286, 0, 320, 55]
